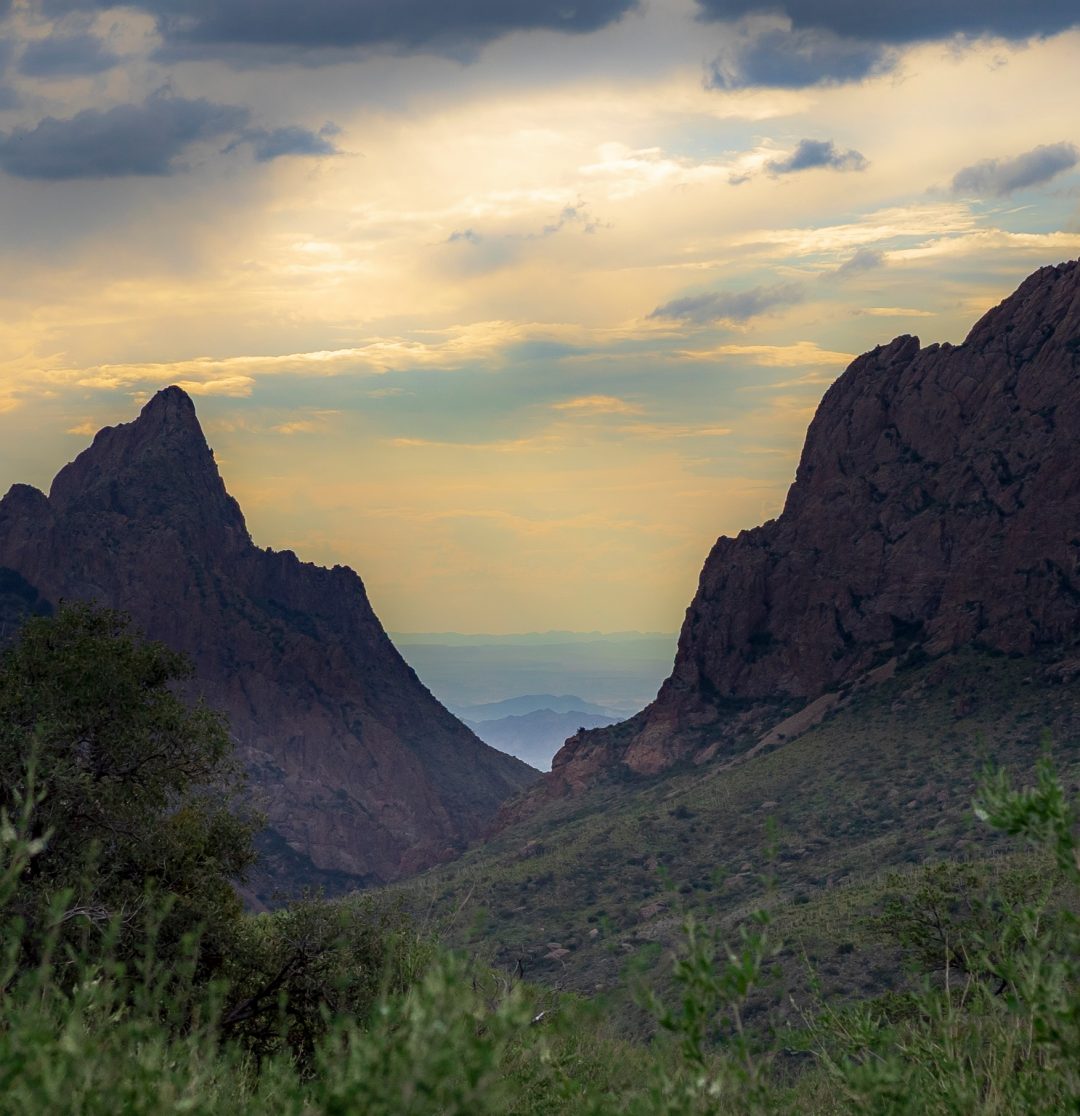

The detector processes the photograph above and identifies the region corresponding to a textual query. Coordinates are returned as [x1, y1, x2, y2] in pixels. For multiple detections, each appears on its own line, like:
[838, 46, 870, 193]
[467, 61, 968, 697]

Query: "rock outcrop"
[543, 259, 1080, 793]
[0, 388, 537, 893]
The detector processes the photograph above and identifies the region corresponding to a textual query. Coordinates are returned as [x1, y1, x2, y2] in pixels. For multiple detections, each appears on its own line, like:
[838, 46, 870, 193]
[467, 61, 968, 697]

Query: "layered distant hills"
[0, 388, 537, 897]
[457, 697, 620, 770]
[517, 258, 1080, 801]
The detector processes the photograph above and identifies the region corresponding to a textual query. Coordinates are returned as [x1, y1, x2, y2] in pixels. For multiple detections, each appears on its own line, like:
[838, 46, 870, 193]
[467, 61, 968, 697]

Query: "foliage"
[2, 616, 1079, 1114]
[1, 755, 1079, 1114]
[221, 890, 436, 1063]
[872, 856, 1054, 984]
[640, 910, 781, 1115]
[0, 603, 261, 973]
[807, 756, 1080, 1114]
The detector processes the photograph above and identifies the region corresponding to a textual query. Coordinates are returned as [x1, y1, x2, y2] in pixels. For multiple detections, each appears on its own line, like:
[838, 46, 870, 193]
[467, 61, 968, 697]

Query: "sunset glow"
[2, 0, 1078, 631]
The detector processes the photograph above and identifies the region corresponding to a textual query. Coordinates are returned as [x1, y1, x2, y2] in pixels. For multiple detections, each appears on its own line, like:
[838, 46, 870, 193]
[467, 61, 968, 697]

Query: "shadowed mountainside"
[528, 259, 1080, 800]
[0, 388, 537, 897]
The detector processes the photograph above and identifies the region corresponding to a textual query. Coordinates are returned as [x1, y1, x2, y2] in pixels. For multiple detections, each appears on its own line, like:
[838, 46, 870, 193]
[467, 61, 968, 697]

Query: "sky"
[0, 1, 1078, 634]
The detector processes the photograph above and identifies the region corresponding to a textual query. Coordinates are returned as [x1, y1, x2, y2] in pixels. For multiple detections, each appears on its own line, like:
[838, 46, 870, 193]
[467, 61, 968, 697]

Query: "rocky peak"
[48, 386, 249, 557]
[534, 258, 1080, 795]
[0, 388, 537, 893]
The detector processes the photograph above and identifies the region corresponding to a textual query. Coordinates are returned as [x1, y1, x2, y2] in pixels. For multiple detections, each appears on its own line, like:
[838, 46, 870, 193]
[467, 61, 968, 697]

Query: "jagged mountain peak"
[142, 382, 200, 418]
[964, 257, 1080, 350]
[0, 388, 537, 894]
[529, 257, 1080, 797]
[47, 385, 249, 553]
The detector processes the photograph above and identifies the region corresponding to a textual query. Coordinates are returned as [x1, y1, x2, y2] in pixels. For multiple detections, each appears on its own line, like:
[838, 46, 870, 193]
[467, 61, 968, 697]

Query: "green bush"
[0, 603, 260, 976]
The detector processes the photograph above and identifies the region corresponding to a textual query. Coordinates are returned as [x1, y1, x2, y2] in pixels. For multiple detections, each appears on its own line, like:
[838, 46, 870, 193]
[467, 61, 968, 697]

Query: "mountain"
[464, 708, 620, 770]
[0, 387, 537, 896]
[530, 259, 1080, 798]
[393, 633, 677, 717]
[402, 261, 1080, 1019]
[455, 695, 616, 720]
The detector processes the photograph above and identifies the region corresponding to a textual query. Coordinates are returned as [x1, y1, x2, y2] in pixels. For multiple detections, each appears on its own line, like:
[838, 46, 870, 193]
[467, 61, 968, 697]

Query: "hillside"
[407, 646, 1080, 1025]
[402, 260, 1080, 1023]
[528, 260, 1080, 799]
[0, 388, 537, 897]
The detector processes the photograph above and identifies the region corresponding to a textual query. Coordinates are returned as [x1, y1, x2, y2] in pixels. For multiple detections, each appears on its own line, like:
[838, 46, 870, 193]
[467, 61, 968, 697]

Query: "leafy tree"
[0, 602, 261, 972]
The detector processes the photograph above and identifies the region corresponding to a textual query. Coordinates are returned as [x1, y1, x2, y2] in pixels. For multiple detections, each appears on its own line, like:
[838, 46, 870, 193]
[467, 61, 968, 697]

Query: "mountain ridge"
[0, 387, 537, 896]
[525, 258, 1080, 800]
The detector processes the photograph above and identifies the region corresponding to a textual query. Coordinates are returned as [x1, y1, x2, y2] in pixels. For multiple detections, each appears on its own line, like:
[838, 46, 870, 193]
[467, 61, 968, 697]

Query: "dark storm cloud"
[694, 1, 1080, 44]
[648, 282, 805, 324]
[951, 142, 1079, 197]
[708, 26, 890, 88]
[42, 0, 639, 58]
[0, 94, 247, 179]
[18, 31, 121, 76]
[0, 91, 340, 179]
[700, 1, 1080, 89]
[766, 138, 867, 175]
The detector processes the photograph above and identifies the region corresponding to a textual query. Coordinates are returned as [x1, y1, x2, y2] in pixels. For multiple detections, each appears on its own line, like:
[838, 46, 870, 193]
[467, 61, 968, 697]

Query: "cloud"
[766, 138, 867, 175]
[695, 1, 1080, 44]
[174, 376, 256, 396]
[676, 341, 854, 366]
[232, 123, 339, 162]
[617, 421, 733, 439]
[44, 0, 639, 60]
[18, 31, 121, 77]
[707, 25, 893, 89]
[37, 322, 542, 399]
[552, 394, 643, 415]
[833, 247, 885, 276]
[271, 420, 319, 434]
[732, 202, 978, 257]
[449, 228, 482, 244]
[0, 93, 248, 179]
[648, 282, 805, 324]
[951, 142, 1079, 197]
[700, 2, 1080, 89]
[0, 39, 19, 107]
[860, 307, 937, 317]
[0, 93, 339, 178]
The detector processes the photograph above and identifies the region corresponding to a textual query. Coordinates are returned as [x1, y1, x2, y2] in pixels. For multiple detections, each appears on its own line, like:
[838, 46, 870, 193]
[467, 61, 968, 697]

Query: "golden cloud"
[551, 394, 644, 415]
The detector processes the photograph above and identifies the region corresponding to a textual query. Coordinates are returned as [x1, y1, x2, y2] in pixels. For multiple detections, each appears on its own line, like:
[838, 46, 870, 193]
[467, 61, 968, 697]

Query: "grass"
[401, 646, 1080, 1030]
[2, 644, 1078, 1113]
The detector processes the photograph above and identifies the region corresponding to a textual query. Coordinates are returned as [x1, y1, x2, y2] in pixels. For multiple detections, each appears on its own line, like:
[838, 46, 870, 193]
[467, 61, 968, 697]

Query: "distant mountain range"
[393, 633, 677, 719]
[393, 632, 675, 646]
[454, 696, 620, 770]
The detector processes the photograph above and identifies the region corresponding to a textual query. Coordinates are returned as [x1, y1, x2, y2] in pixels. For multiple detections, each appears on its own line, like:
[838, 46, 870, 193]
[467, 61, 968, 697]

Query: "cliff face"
[545, 259, 1080, 792]
[0, 388, 537, 890]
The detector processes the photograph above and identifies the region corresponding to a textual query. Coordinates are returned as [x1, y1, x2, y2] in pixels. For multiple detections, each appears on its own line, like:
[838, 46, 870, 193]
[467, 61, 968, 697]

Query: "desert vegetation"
[2, 606, 1078, 1113]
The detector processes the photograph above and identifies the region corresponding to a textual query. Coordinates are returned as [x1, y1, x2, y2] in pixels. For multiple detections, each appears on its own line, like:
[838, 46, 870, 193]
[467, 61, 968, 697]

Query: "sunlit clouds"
[1, 0, 1079, 631]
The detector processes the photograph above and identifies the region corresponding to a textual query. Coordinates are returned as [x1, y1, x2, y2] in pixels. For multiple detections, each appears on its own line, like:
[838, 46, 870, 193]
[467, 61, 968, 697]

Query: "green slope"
[401, 647, 1080, 1030]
